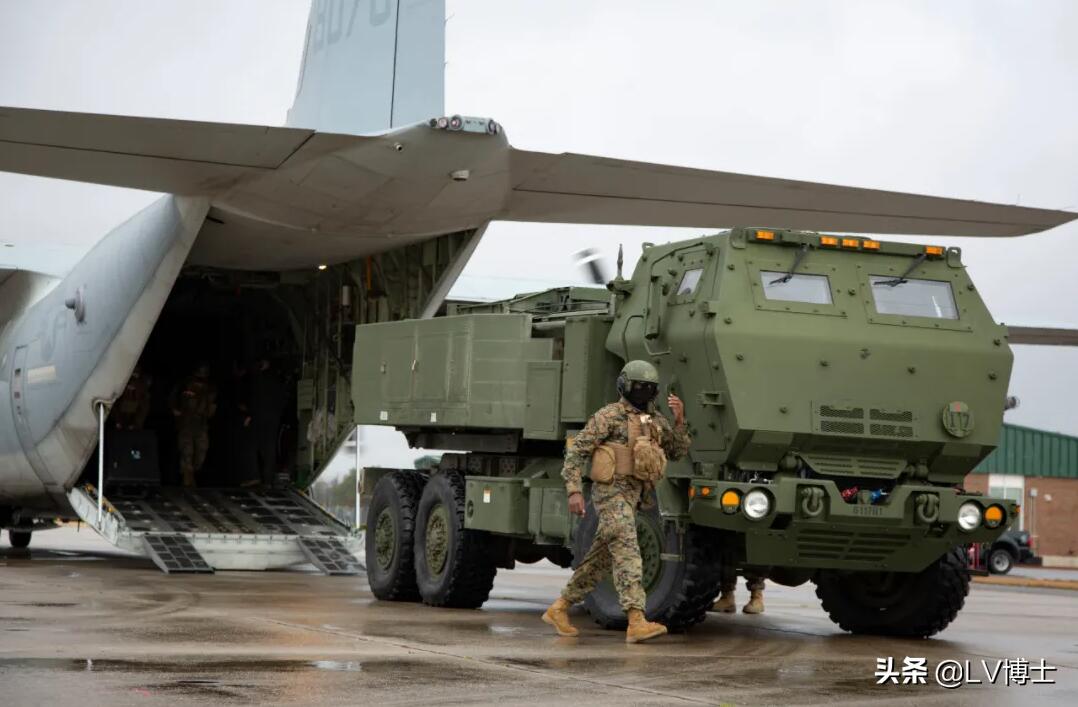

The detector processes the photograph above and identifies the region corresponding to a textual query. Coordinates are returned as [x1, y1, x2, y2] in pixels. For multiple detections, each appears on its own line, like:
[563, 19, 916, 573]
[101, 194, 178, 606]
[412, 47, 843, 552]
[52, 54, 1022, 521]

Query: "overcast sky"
[0, 0, 1076, 434]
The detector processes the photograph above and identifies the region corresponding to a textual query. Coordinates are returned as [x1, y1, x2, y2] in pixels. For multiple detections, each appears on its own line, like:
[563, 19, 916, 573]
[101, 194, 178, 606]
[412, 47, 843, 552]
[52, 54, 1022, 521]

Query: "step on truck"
[352, 228, 1017, 637]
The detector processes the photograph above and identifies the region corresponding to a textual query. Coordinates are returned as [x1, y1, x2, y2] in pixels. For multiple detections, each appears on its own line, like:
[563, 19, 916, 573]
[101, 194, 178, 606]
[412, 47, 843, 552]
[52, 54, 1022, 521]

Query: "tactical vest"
[590, 412, 667, 484]
[178, 378, 213, 418]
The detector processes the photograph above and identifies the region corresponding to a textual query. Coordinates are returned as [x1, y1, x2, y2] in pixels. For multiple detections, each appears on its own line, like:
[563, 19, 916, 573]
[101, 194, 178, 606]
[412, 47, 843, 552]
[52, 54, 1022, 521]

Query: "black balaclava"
[625, 381, 659, 411]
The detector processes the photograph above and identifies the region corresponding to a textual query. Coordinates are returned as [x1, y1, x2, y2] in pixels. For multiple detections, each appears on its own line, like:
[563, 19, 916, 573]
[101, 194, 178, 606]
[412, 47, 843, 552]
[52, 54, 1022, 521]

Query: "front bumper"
[689, 478, 1016, 573]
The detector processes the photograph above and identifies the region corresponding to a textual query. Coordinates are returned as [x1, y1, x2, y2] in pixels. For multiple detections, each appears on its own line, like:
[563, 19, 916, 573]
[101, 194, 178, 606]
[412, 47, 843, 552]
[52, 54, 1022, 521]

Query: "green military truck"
[352, 227, 1017, 637]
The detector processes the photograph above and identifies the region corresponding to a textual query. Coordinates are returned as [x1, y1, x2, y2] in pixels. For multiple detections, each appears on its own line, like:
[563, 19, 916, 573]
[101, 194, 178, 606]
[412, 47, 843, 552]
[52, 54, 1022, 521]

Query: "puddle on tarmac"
[0, 656, 483, 681]
[309, 660, 362, 672]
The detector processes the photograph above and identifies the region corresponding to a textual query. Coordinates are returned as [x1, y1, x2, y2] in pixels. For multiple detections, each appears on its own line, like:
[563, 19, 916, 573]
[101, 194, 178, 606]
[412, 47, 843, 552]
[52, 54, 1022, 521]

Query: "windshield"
[677, 268, 704, 296]
[870, 276, 958, 319]
[760, 271, 832, 305]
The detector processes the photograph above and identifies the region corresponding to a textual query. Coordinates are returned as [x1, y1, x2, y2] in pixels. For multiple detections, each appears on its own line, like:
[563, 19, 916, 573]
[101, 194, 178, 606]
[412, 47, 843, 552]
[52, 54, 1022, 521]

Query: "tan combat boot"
[542, 597, 579, 637]
[625, 609, 667, 643]
[711, 589, 736, 613]
[742, 589, 765, 614]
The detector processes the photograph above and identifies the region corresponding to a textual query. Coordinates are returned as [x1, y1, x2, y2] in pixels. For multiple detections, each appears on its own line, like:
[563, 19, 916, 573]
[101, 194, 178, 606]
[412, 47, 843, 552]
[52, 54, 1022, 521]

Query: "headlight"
[957, 502, 982, 531]
[743, 490, 771, 520]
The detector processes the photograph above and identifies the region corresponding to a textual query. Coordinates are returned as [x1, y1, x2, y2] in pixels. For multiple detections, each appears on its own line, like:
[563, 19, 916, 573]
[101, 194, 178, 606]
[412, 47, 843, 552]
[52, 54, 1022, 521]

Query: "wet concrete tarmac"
[2, 527, 1076, 706]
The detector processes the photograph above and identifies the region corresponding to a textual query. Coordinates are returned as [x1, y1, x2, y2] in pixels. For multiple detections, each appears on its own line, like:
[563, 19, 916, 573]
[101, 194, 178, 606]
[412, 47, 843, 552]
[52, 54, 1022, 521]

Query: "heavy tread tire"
[575, 494, 724, 632]
[414, 471, 497, 609]
[814, 546, 970, 638]
[365, 471, 424, 602]
[8, 530, 31, 549]
[988, 549, 1014, 575]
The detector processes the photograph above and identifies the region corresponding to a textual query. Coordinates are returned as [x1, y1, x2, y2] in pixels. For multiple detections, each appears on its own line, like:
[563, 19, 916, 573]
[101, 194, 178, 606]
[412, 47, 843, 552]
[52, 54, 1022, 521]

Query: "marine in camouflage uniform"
[713, 569, 766, 614]
[112, 366, 152, 431]
[170, 363, 217, 487]
[543, 360, 691, 643]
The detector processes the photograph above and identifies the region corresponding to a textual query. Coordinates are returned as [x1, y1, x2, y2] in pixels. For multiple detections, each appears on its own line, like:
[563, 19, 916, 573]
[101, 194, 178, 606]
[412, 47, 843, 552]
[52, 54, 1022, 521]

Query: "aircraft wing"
[0, 106, 317, 195]
[2, 105, 1075, 238]
[505, 150, 1076, 237]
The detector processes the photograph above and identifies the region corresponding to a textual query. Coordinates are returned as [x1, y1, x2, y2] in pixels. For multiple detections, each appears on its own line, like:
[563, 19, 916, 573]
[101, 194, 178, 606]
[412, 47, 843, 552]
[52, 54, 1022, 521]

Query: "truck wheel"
[815, 546, 969, 638]
[988, 548, 1014, 575]
[573, 494, 724, 631]
[413, 471, 497, 608]
[365, 471, 424, 601]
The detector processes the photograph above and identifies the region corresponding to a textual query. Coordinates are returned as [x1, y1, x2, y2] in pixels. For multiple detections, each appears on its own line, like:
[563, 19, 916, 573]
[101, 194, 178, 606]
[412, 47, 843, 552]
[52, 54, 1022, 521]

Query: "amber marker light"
[700, 486, 713, 497]
[720, 489, 741, 514]
[820, 236, 839, 247]
[984, 505, 1005, 529]
[925, 245, 945, 257]
[755, 230, 776, 241]
[841, 238, 860, 249]
[862, 240, 881, 250]
[688, 486, 696, 499]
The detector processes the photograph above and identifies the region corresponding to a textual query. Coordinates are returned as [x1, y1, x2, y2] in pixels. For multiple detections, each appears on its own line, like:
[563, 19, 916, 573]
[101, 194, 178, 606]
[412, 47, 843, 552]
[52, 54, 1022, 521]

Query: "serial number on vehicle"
[852, 506, 884, 517]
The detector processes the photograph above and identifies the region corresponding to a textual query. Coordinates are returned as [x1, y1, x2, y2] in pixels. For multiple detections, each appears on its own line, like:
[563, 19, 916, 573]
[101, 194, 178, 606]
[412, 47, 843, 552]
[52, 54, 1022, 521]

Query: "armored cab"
[353, 229, 1017, 636]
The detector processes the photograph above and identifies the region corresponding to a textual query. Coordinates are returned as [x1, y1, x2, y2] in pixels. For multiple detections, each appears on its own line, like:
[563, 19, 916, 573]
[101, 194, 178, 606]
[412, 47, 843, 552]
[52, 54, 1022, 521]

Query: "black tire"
[814, 546, 970, 638]
[365, 471, 424, 601]
[413, 471, 497, 608]
[988, 548, 1015, 575]
[8, 529, 31, 549]
[573, 492, 724, 631]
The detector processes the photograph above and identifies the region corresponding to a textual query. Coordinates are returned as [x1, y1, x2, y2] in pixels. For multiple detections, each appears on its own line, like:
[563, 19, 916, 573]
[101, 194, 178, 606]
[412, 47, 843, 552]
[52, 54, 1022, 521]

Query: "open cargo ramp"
[68, 486, 362, 575]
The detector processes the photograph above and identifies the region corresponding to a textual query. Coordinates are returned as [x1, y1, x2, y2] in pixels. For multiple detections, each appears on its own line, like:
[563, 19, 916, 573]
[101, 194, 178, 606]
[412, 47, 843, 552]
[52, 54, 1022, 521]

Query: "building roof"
[974, 423, 1078, 479]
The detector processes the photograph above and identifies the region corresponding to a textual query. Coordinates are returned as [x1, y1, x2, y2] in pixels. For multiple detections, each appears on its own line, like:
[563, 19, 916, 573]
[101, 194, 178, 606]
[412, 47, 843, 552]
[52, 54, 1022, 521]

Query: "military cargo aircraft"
[0, 0, 1074, 573]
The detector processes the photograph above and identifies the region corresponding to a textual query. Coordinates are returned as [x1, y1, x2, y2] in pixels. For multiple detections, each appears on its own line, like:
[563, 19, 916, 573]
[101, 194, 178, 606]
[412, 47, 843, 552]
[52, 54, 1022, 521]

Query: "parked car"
[986, 529, 1036, 574]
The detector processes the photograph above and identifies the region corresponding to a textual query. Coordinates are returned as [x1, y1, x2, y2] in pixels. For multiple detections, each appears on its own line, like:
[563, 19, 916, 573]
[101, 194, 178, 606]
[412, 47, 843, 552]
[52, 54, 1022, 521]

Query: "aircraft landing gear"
[7, 529, 32, 549]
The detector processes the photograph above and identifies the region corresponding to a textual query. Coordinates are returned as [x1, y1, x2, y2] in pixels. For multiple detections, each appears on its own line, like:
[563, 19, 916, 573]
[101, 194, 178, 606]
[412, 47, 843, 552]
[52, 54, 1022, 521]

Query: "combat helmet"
[617, 360, 660, 409]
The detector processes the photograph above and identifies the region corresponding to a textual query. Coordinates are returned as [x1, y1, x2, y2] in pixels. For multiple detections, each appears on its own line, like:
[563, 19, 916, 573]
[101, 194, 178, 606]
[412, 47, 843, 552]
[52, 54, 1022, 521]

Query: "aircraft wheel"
[8, 529, 32, 549]
[365, 471, 424, 601]
[573, 491, 724, 631]
[413, 471, 497, 608]
[814, 546, 969, 637]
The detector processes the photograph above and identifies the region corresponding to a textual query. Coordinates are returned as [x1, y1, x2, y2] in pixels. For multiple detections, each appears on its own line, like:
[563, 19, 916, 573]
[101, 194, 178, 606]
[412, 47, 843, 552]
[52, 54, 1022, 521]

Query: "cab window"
[676, 268, 704, 296]
[759, 271, 832, 305]
[869, 276, 958, 320]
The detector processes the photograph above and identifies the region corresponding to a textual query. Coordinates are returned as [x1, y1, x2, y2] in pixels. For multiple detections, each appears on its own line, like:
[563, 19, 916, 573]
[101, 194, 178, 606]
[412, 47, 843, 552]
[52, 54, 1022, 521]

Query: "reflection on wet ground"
[1, 528, 1076, 706]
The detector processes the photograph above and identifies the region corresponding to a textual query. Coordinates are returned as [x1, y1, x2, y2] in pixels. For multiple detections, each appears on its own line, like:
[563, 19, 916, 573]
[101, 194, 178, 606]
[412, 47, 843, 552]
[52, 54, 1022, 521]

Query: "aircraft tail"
[285, 0, 445, 135]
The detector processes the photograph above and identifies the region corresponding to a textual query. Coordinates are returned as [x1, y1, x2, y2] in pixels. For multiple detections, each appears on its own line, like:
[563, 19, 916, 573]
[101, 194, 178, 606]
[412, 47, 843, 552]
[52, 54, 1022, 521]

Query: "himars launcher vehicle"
[356, 227, 1026, 637]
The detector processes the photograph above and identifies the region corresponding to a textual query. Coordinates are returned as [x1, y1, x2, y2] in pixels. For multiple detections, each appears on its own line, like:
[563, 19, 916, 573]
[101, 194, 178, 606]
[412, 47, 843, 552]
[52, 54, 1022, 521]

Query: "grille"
[870, 423, 914, 438]
[821, 420, 864, 434]
[871, 408, 913, 423]
[820, 405, 864, 419]
[796, 528, 911, 563]
[801, 454, 906, 478]
[806, 456, 856, 475]
[816, 402, 915, 439]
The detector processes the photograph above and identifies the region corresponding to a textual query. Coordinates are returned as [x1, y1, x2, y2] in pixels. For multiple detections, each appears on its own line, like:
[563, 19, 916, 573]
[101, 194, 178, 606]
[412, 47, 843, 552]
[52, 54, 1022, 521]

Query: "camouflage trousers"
[177, 422, 209, 487]
[721, 569, 765, 593]
[561, 493, 646, 612]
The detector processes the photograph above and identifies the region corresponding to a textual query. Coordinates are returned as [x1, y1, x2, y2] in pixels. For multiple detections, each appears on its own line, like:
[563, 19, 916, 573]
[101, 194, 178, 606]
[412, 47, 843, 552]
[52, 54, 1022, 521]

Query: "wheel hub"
[991, 552, 1010, 572]
[373, 509, 397, 571]
[844, 571, 914, 609]
[425, 504, 450, 576]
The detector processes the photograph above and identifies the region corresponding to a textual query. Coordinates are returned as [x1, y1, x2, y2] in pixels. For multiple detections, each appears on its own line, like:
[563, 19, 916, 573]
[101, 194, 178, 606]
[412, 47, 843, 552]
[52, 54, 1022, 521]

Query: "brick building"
[966, 424, 1078, 567]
